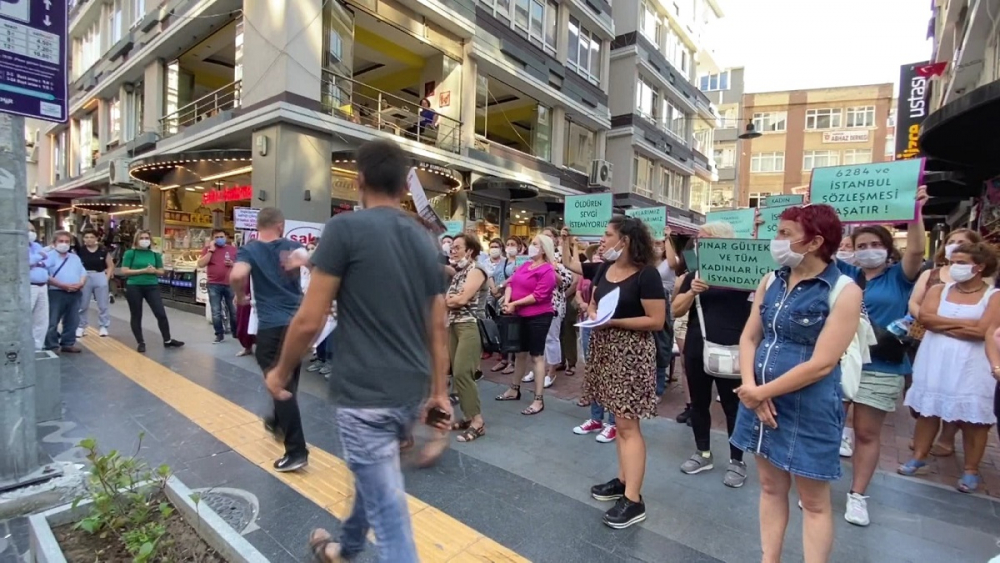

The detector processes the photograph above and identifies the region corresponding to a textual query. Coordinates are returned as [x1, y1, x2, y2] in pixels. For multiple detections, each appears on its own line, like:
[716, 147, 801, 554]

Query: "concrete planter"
[27, 476, 269, 563]
[35, 350, 61, 423]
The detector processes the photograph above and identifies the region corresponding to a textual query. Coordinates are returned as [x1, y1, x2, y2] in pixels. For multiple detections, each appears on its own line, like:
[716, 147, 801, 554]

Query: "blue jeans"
[45, 289, 80, 349]
[656, 366, 667, 397]
[581, 327, 591, 359]
[208, 284, 237, 338]
[336, 406, 420, 563]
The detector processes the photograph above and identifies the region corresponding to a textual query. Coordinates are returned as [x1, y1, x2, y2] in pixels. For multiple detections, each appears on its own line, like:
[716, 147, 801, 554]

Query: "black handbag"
[477, 317, 502, 354]
[495, 314, 521, 354]
[869, 325, 908, 364]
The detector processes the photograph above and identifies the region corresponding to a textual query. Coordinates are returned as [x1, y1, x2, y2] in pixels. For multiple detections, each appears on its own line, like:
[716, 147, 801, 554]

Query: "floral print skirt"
[583, 328, 657, 419]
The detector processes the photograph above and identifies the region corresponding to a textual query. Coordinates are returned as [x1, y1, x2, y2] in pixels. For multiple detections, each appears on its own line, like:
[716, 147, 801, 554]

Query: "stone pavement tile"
[242, 529, 300, 563]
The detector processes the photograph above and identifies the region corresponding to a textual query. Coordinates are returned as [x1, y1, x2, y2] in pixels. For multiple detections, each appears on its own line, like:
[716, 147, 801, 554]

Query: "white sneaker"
[844, 492, 870, 526]
[522, 371, 535, 383]
[543, 375, 554, 388]
[99, 327, 108, 337]
[840, 428, 854, 457]
[75, 328, 84, 338]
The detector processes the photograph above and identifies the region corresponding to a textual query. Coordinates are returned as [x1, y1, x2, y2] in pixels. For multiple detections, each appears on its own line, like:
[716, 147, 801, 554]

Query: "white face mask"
[55, 243, 70, 254]
[945, 243, 960, 260]
[506, 246, 518, 256]
[139, 239, 151, 249]
[441, 242, 451, 255]
[602, 242, 623, 262]
[770, 239, 804, 268]
[949, 263, 976, 282]
[527, 245, 541, 258]
[456, 257, 470, 269]
[489, 248, 502, 259]
[28, 232, 37, 243]
[855, 248, 888, 269]
[836, 250, 855, 264]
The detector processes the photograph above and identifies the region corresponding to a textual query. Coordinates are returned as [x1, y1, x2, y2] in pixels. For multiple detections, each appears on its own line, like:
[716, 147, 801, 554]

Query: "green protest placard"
[757, 204, 796, 239]
[682, 249, 698, 272]
[515, 255, 531, 267]
[763, 194, 804, 208]
[442, 220, 464, 238]
[809, 158, 924, 223]
[705, 208, 757, 238]
[697, 238, 778, 291]
[625, 206, 667, 240]
[565, 193, 613, 237]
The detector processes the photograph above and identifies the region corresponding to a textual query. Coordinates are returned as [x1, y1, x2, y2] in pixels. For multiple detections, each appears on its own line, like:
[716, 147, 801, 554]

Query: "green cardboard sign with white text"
[626, 206, 667, 240]
[565, 193, 613, 237]
[809, 159, 924, 223]
[697, 238, 778, 291]
[757, 204, 796, 239]
[442, 220, 464, 238]
[763, 194, 804, 208]
[705, 208, 757, 238]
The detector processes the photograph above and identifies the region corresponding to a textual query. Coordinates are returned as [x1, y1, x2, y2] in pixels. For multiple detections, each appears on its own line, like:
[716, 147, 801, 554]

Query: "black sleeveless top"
[78, 246, 108, 272]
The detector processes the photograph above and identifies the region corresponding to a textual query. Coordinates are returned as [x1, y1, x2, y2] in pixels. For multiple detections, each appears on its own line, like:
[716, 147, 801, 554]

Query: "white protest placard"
[233, 207, 259, 230]
[407, 167, 448, 235]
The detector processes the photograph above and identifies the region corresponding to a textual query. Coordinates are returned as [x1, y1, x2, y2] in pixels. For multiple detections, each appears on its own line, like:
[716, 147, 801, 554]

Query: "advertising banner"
[895, 61, 930, 160]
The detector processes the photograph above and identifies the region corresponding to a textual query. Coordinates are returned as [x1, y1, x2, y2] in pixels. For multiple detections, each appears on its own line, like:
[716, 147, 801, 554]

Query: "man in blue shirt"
[45, 230, 87, 353]
[28, 224, 50, 350]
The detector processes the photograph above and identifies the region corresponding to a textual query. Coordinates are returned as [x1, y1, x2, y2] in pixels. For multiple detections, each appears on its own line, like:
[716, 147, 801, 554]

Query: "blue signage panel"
[0, 0, 68, 122]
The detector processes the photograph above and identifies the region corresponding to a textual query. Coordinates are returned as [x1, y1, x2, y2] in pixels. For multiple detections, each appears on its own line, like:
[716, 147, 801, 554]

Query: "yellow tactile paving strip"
[79, 330, 529, 563]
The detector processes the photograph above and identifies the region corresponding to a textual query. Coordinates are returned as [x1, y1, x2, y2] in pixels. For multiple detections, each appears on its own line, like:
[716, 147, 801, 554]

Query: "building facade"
[699, 66, 743, 210]
[736, 84, 896, 208]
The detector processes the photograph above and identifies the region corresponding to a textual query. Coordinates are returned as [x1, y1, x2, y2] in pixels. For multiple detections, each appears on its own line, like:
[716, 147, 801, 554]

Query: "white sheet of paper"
[575, 287, 620, 328]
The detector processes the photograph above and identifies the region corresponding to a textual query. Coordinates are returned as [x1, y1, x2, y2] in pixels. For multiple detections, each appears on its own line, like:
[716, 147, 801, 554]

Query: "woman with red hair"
[731, 204, 862, 563]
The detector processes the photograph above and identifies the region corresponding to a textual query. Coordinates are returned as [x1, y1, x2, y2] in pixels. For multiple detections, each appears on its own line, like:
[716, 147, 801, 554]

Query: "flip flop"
[957, 473, 980, 494]
[308, 529, 342, 563]
[490, 362, 508, 372]
[930, 444, 955, 457]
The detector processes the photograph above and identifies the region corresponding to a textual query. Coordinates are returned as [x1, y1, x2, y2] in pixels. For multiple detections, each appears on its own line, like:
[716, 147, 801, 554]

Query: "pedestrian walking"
[28, 224, 50, 350]
[76, 230, 114, 338]
[263, 139, 451, 563]
[198, 229, 239, 343]
[44, 231, 87, 353]
[120, 230, 184, 353]
[230, 208, 309, 472]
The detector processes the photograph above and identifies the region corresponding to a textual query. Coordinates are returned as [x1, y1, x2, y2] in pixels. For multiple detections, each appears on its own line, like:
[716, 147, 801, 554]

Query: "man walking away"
[76, 230, 114, 337]
[263, 139, 452, 563]
[28, 224, 50, 350]
[198, 229, 239, 343]
[45, 231, 87, 353]
[230, 208, 309, 472]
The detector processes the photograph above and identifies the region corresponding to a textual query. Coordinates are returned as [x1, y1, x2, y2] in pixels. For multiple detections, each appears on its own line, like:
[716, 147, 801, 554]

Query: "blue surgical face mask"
[215, 237, 226, 247]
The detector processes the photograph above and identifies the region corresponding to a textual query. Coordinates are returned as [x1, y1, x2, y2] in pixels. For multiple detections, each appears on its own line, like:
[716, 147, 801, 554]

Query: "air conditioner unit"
[109, 158, 132, 186]
[588, 159, 613, 188]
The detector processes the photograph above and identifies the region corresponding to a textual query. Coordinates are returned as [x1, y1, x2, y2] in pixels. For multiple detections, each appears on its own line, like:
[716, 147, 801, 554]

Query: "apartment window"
[496, 0, 510, 19]
[720, 107, 737, 124]
[72, 21, 102, 80]
[842, 149, 872, 165]
[76, 115, 95, 175]
[633, 155, 654, 197]
[750, 152, 784, 173]
[748, 191, 773, 208]
[109, 0, 123, 45]
[485, 0, 557, 55]
[846, 106, 875, 128]
[514, 0, 529, 33]
[752, 112, 786, 133]
[693, 127, 712, 154]
[639, 1, 660, 44]
[108, 97, 121, 144]
[714, 147, 735, 168]
[123, 85, 143, 141]
[662, 167, 684, 207]
[887, 108, 896, 128]
[802, 150, 839, 171]
[568, 17, 601, 85]
[544, 1, 557, 54]
[805, 108, 841, 130]
[698, 71, 729, 92]
[564, 120, 596, 173]
[636, 79, 658, 121]
[662, 100, 685, 139]
[132, 0, 145, 25]
[52, 131, 67, 182]
[884, 136, 894, 160]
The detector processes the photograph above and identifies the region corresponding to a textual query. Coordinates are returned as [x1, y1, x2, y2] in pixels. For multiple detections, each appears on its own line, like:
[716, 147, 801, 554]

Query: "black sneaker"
[213, 336, 224, 344]
[603, 496, 646, 529]
[263, 418, 284, 441]
[164, 339, 185, 348]
[137, 343, 146, 353]
[676, 404, 692, 424]
[274, 453, 308, 472]
[591, 477, 626, 501]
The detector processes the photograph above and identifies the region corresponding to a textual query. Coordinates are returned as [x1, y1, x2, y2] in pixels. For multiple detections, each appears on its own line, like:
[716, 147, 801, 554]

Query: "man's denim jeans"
[336, 406, 420, 563]
[208, 284, 237, 338]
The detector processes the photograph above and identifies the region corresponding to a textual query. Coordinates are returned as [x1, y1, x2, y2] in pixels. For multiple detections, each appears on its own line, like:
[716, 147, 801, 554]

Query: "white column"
[142, 60, 164, 134]
[551, 106, 566, 167]
[241, 0, 323, 107]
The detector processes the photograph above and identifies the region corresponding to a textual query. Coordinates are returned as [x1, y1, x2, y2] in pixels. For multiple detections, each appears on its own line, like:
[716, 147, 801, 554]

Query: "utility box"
[34, 350, 61, 423]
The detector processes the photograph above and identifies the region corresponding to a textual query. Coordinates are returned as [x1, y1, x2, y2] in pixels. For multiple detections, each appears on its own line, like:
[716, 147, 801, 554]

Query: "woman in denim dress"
[731, 205, 862, 563]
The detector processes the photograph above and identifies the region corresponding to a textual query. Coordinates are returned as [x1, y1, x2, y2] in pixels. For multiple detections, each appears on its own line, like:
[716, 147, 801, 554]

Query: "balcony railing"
[159, 80, 242, 137]
[320, 70, 461, 154]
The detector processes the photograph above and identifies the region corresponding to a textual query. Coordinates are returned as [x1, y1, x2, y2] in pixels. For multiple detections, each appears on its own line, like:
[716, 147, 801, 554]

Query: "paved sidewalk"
[0, 301, 996, 563]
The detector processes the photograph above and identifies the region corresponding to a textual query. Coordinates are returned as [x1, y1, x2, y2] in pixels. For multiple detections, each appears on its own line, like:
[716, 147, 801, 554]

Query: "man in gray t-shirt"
[263, 139, 450, 563]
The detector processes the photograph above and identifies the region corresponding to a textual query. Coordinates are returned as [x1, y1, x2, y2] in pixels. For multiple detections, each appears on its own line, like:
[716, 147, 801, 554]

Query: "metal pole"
[0, 113, 40, 483]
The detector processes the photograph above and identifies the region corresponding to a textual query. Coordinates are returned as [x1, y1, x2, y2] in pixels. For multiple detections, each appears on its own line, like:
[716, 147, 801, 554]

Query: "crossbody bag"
[694, 288, 741, 379]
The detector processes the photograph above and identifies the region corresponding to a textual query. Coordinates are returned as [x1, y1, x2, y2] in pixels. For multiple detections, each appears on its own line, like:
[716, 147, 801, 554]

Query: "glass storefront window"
[564, 120, 595, 173]
[533, 105, 551, 161]
[322, 1, 354, 119]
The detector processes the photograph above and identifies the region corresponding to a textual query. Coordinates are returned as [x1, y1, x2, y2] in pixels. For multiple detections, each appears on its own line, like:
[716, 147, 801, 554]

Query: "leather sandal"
[495, 384, 521, 401]
[457, 424, 486, 443]
[308, 529, 343, 562]
[521, 395, 544, 415]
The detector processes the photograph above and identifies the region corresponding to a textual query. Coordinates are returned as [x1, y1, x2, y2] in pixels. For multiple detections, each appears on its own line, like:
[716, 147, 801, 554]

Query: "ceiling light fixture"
[199, 166, 253, 182]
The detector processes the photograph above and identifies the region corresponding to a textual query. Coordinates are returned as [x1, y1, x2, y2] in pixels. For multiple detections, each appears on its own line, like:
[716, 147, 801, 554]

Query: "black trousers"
[255, 326, 307, 458]
[685, 351, 743, 461]
[125, 284, 171, 344]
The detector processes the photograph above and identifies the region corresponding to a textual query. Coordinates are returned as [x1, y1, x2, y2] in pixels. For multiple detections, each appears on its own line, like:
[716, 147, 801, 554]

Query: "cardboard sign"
[625, 206, 667, 240]
[284, 220, 325, 248]
[697, 238, 777, 291]
[682, 249, 698, 272]
[442, 220, 464, 238]
[233, 207, 259, 231]
[809, 158, 924, 223]
[757, 204, 796, 239]
[705, 208, 757, 238]
[565, 194, 613, 237]
[762, 194, 804, 208]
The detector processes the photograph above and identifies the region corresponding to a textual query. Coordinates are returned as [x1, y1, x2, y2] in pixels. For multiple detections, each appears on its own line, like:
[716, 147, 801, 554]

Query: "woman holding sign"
[835, 187, 927, 527]
[730, 204, 862, 563]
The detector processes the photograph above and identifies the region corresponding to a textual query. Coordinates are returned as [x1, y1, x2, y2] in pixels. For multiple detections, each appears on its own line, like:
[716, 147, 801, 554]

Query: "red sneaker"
[596, 424, 617, 443]
[573, 419, 603, 435]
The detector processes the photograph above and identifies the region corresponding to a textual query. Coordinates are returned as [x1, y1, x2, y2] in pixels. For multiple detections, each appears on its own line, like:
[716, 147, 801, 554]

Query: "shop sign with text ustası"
[284, 220, 325, 247]
[896, 61, 930, 160]
[565, 193, 613, 237]
[809, 159, 924, 224]
[822, 130, 870, 143]
[698, 238, 777, 291]
[705, 208, 757, 238]
[202, 185, 252, 205]
[762, 194, 804, 208]
[625, 206, 667, 240]
[757, 204, 796, 239]
[233, 207, 259, 231]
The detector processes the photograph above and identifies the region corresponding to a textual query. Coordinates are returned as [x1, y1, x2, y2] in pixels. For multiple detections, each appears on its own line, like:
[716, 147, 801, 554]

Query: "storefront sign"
[697, 238, 777, 291]
[442, 220, 464, 238]
[822, 131, 869, 143]
[625, 206, 667, 240]
[762, 194, 804, 207]
[196, 269, 208, 304]
[284, 219, 325, 247]
[163, 210, 213, 227]
[705, 208, 757, 238]
[202, 185, 252, 205]
[564, 193, 613, 237]
[809, 159, 924, 223]
[233, 207, 259, 230]
[896, 61, 930, 160]
[757, 204, 796, 239]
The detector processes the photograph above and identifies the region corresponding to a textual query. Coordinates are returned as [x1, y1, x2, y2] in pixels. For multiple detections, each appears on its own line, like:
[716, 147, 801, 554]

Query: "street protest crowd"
[36, 139, 1000, 563]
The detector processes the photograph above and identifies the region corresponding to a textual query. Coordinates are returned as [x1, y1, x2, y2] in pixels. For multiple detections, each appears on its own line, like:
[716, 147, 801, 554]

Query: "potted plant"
[28, 435, 268, 563]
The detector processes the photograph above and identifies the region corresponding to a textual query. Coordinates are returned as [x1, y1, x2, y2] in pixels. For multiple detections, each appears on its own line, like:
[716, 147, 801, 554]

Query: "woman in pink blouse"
[495, 234, 558, 415]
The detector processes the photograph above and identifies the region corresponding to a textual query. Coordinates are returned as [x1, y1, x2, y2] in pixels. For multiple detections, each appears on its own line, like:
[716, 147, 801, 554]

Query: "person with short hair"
[28, 224, 50, 350]
[446, 233, 489, 441]
[198, 228, 239, 343]
[76, 229, 114, 338]
[44, 230, 87, 353]
[121, 230, 184, 353]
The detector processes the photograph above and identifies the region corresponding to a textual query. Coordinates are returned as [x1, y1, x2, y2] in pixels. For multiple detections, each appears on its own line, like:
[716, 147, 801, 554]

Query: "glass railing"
[158, 80, 242, 137]
[320, 70, 461, 153]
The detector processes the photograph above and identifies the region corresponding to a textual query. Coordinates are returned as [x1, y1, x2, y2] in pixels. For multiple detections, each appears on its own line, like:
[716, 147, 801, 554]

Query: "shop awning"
[920, 79, 1000, 178]
[470, 176, 540, 201]
[129, 150, 253, 186]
